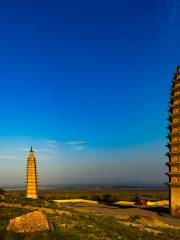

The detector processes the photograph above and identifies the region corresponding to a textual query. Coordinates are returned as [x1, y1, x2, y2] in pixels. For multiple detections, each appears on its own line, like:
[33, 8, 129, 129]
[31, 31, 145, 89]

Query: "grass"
[1, 189, 179, 240]
[1, 205, 180, 240]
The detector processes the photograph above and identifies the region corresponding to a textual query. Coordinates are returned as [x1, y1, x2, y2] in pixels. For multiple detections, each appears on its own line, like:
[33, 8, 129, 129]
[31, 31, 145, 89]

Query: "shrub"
[0, 189, 6, 195]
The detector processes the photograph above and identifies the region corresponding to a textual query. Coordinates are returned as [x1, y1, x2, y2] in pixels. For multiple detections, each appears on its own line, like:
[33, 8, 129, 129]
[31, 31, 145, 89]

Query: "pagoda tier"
[26, 147, 38, 199]
[167, 65, 180, 216]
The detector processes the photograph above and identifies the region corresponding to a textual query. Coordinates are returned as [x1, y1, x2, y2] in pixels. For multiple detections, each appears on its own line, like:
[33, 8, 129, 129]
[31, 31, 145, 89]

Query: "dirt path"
[59, 202, 180, 227]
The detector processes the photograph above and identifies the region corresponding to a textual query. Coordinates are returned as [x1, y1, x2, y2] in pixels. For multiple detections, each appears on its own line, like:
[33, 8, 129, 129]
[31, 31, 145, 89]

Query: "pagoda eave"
[166, 162, 180, 166]
[166, 182, 180, 188]
[169, 142, 180, 146]
[171, 122, 180, 128]
[166, 152, 180, 156]
[167, 172, 180, 177]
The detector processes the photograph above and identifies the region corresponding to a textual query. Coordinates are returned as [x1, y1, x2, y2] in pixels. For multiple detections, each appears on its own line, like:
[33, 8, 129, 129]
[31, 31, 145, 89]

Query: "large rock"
[7, 211, 54, 233]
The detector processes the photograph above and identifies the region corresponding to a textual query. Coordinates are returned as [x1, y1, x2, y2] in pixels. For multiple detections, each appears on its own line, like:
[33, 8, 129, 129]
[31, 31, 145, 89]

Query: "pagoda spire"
[26, 147, 38, 199]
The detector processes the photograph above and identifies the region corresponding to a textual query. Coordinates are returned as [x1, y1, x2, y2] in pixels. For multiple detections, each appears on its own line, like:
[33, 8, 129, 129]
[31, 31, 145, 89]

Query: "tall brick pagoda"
[26, 147, 38, 199]
[167, 65, 180, 216]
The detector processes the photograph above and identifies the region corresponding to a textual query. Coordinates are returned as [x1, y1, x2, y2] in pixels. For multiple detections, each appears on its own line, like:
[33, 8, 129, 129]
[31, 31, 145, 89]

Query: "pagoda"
[26, 147, 38, 199]
[167, 65, 180, 216]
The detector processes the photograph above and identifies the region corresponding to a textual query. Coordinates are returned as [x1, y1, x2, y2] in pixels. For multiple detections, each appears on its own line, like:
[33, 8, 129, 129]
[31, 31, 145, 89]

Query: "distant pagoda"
[167, 65, 180, 216]
[26, 147, 38, 199]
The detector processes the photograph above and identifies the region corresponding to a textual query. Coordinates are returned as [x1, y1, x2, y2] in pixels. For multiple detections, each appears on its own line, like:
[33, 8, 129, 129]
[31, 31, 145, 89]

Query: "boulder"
[7, 211, 54, 233]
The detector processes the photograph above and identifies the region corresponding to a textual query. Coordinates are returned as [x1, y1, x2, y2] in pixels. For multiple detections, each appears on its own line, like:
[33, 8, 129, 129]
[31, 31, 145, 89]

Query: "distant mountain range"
[1, 183, 167, 190]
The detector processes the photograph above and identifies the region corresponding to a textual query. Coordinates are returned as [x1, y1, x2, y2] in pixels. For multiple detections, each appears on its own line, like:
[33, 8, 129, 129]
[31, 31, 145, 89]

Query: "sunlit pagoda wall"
[26, 148, 38, 199]
[167, 65, 180, 216]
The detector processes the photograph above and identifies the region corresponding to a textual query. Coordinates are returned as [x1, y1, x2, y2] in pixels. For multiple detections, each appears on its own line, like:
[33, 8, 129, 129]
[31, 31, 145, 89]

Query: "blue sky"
[0, 0, 179, 186]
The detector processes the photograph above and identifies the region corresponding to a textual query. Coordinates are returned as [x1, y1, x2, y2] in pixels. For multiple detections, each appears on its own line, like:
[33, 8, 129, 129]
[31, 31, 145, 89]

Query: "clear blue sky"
[0, 0, 179, 186]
